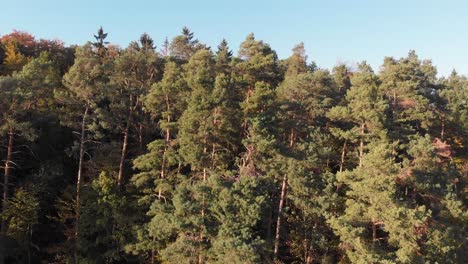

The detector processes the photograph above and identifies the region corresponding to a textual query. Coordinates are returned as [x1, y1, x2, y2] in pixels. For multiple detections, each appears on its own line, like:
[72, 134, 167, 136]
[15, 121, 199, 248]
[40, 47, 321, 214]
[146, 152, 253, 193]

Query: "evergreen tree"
[215, 39, 233, 75]
[328, 62, 388, 167]
[438, 71, 468, 155]
[78, 171, 133, 263]
[380, 51, 438, 155]
[169, 27, 204, 61]
[158, 49, 217, 263]
[129, 60, 189, 262]
[210, 175, 269, 263]
[108, 43, 162, 187]
[330, 142, 431, 263]
[0, 52, 60, 263]
[92, 26, 109, 56]
[237, 33, 281, 90]
[284, 42, 308, 78]
[0, 28, 465, 264]
[59, 42, 110, 263]
[0, 188, 39, 263]
[275, 54, 339, 262]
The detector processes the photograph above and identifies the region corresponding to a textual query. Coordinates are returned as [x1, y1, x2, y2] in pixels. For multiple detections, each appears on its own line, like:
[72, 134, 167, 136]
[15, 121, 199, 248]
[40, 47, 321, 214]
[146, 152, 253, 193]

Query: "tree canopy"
[0, 28, 466, 264]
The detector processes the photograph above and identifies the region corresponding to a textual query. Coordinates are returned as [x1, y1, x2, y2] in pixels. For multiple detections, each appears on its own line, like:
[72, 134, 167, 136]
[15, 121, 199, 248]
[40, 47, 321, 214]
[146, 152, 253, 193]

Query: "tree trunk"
[266, 205, 273, 244]
[150, 235, 156, 264]
[118, 96, 134, 187]
[339, 139, 347, 172]
[138, 123, 144, 152]
[159, 95, 171, 197]
[198, 131, 209, 264]
[27, 225, 31, 264]
[160, 96, 171, 181]
[1, 128, 14, 235]
[198, 249, 203, 264]
[75, 105, 88, 263]
[0, 129, 14, 264]
[371, 218, 377, 250]
[305, 242, 315, 264]
[359, 123, 365, 167]
[118, 127, 129, 187]
[274, 174, 288, 259]
[211, 143, 216, 169]
[289, 128, 295, 148]
[440, 121, 445, 141]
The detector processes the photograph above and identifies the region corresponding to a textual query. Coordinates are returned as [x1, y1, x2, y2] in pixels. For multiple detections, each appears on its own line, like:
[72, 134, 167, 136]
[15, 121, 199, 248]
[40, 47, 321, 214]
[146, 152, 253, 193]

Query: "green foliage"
[79, 171, 132, 263]
[330, 143, 431, 263]
[0, 29, 466, 264]
[0, 188, 39, 261]
[169, 27, 205, 61]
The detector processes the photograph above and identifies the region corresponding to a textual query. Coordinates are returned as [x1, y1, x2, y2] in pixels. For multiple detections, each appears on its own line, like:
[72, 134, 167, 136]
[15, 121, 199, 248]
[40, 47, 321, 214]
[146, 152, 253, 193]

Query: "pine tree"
[332, 63, 351, 98]
[210, 175, 269, 263]
[129, 60, 189, 262]
[60, 43, 110, 263]
[0, 188, 39, 263]
[399, 135, 467, 263]
[328, 62, 388, 168]
[215, 39, 233, 75]
[162, 49, 217, 263]
[379, 51, 438, 155]
[237, 33, 281, 90]
[169, 27, 204, 61]
[0, 52, 60, 263]
[92, 26, 109, 56]
[284, 42, 308, 78]
[438, 71, 468, 155]
[78, 171, 133, 263]
[330, 142, 431, 263]
[108, 43, 162, 187]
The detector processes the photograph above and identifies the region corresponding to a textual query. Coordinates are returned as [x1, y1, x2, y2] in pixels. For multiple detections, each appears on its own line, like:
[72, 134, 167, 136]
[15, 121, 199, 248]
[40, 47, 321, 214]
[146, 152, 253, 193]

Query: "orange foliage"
[432, 138, 453, 159]
[3, 41, 29, 72]
[1, 30, 36, 48]
[397, 98, 416, 109]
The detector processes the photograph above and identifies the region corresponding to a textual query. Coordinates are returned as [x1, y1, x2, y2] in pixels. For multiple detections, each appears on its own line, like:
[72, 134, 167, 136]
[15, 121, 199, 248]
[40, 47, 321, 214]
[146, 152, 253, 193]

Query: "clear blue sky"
[1, 0, 467, 76]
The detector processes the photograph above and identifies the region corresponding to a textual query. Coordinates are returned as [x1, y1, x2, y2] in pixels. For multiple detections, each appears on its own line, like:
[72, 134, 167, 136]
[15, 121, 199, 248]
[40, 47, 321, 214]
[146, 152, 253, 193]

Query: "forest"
[0, 27, 466, 264]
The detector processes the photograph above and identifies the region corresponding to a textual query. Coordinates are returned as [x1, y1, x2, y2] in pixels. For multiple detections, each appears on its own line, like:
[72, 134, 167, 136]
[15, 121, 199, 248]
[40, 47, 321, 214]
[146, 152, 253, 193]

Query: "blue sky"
[1, 0, 467, 76]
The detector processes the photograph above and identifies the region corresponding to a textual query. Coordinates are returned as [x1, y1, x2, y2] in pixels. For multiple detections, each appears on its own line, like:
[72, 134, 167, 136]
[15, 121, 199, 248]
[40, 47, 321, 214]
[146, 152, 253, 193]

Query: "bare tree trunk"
[339, 139, 347, 172]
[159, 95, 171, 198]
[266, 205, 273, 243]
[440, 121, 445, 141]
[0, 128, 13, 264]
[371, 218, 377, 250]
[158, 142, 168, 200]
[274, 174, 288, 259]
[289, 128, 295, 148]
[118, 126, 129, 187]
[198, 165, 207, 264]
[359, 123, 365, 167]
[305, 242, 315, 264]
[150, 235, 156, 264]
[160, 96, 171, 181]
[138, 123, 144, 152]
[198, 130, 209, 264]
[211, 143, 216, 169]
[75, 105, 89, 263]
[118, 96, 134, 187]
[198, 249, 203, 264]
[27, 224, 31, 264]
[1, 128, 14, 235]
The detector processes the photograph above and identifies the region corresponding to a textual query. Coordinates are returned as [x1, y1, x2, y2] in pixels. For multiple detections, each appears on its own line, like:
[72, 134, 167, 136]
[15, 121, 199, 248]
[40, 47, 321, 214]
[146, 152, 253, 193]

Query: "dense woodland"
[0, 27, 466, 264]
